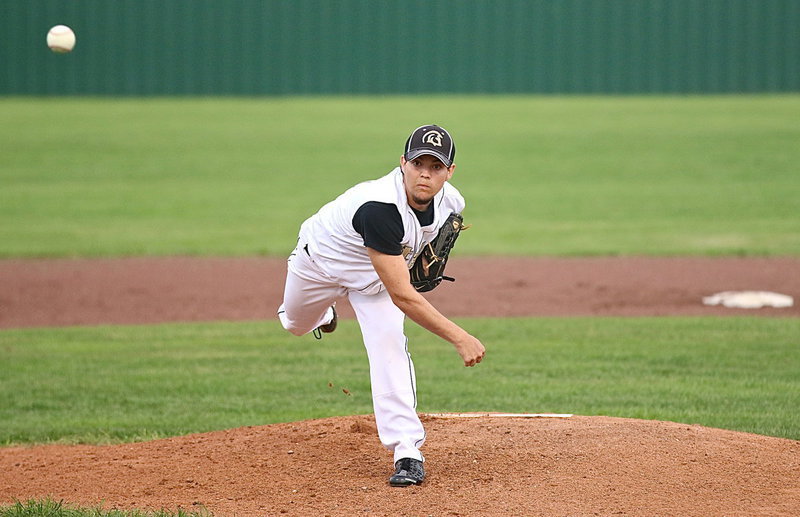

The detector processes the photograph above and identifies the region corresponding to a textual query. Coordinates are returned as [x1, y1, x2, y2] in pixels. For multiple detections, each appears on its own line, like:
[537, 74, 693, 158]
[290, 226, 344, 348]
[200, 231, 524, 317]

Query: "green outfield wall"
[2, 0, 798, 95]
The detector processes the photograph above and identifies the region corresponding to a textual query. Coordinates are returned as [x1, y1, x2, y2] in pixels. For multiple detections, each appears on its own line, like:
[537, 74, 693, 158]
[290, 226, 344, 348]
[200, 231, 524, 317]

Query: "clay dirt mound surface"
[1, 257, 799, 515]
[1, 415, 798, 516]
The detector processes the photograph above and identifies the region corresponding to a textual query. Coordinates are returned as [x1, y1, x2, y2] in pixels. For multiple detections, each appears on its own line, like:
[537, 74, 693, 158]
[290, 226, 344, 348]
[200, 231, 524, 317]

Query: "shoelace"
[396, 458, 423, 477]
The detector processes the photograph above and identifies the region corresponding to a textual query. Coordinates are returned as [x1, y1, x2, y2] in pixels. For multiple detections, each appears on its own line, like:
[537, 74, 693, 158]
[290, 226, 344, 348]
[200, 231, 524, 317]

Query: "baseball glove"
[409, 212, 466, 292]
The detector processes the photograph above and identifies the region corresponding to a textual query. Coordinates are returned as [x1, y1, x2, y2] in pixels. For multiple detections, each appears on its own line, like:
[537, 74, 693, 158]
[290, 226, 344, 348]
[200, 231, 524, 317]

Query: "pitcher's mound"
[2, 414, 798, 516]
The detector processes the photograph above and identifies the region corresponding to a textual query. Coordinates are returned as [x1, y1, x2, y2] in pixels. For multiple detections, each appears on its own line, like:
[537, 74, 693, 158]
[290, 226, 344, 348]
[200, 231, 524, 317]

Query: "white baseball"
[47, 25, 76, 53]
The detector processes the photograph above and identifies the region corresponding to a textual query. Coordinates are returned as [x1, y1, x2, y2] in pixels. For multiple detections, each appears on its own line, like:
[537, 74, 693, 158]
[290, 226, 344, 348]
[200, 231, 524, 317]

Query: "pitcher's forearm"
[369, 248, 466, 343]
[389, 291, 469, 344]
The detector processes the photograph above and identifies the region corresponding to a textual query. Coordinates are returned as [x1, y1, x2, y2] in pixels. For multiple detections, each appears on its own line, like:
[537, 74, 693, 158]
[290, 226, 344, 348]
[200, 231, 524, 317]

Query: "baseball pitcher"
[277, 125, 485, 486]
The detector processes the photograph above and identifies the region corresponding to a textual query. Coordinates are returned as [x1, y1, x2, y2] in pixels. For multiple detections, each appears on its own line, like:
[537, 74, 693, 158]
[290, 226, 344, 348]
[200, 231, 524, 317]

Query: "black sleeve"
[352, 202, 404, 255]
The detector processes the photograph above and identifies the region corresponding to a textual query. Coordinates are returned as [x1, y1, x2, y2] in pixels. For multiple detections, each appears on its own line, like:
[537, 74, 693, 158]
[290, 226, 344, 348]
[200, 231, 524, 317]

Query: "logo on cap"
[422, 131, 443, 147]
[404, 124, 455, 167]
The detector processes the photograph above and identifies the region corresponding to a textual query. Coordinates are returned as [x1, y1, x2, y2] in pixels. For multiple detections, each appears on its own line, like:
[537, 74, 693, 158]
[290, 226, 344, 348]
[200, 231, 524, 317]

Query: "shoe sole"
[389, 477, 423, 487]
[319, 306, 337, 333]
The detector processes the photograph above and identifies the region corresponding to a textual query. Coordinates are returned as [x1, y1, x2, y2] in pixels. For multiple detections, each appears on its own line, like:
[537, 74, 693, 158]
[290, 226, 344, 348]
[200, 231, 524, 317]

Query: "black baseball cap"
[404, 125, 456, 167]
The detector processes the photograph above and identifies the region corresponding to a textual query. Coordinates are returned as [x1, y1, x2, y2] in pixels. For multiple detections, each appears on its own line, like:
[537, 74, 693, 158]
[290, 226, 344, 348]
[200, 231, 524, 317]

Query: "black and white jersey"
[296, 167, 465, 295]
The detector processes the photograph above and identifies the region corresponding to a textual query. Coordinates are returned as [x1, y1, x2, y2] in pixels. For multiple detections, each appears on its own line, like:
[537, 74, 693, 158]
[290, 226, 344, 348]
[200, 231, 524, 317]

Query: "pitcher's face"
[401, 154, 455, 211]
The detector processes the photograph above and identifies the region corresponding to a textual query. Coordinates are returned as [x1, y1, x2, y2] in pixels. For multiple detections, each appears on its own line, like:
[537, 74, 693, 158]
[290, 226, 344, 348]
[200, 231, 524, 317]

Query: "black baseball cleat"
[312, 304, 337, 339]
[388, 458, 425, 487]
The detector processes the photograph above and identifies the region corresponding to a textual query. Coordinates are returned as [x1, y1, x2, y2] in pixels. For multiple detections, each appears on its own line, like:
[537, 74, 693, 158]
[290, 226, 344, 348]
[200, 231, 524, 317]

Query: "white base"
[702, 291, 793, 309]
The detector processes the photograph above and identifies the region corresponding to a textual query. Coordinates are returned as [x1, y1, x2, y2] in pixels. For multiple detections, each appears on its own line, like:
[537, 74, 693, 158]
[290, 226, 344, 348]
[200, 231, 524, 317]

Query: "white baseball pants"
[278, 244, 426, 463]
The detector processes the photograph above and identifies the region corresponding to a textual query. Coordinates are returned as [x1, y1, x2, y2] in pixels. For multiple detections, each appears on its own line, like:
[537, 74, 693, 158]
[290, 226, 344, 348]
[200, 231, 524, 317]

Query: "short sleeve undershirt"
[352, 201, 436, 255]
[412, 202, 434, 227]
[352, 202, 404, 255]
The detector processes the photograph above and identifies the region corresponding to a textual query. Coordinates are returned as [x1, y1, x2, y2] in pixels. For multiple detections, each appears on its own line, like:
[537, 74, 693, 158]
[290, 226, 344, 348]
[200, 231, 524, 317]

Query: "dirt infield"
[1, 256, 798, 328]
[1, 257, 799, 516]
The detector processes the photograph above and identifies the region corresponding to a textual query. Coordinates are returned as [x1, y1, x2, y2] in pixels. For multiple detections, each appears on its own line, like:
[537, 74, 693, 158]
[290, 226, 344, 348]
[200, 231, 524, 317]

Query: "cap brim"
[405, 149, 452, 167]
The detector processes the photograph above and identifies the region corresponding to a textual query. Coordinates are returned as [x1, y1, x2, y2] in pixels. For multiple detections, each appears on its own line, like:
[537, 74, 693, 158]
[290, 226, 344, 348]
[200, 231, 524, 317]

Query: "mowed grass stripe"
[1, 317, 797, 445]
[1, 95, 799, 257]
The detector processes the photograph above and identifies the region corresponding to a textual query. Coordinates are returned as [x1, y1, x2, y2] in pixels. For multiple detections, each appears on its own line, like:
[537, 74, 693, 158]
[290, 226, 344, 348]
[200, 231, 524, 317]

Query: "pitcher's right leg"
[348, 289, 426, 464]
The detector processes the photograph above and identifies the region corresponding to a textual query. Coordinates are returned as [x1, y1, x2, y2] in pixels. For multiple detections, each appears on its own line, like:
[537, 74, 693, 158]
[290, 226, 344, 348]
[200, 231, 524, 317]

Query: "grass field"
[2, 95, 798, 515]
[0, 499, 207, 517]
[2, 317, 798, 445]
[1, 95, 799, 257]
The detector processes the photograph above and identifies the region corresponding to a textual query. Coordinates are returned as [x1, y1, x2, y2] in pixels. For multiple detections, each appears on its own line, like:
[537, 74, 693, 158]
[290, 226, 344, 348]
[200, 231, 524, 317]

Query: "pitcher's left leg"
[348, 289, 425, 463]
[278, 245, 342, 336]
